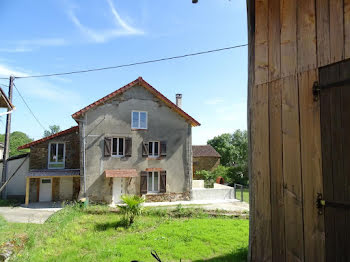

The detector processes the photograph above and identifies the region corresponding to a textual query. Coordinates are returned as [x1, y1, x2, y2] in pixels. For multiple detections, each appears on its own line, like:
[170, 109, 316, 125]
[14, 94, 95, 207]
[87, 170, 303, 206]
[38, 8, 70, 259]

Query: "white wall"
[0, 155, 29, 199]
[191, 184, 235, 200]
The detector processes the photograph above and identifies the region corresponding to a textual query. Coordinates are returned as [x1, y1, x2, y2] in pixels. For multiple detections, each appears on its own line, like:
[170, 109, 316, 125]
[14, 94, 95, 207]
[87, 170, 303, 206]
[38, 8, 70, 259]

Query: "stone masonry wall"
[145, 192, 190, 202]
[29, 131, 80, 170]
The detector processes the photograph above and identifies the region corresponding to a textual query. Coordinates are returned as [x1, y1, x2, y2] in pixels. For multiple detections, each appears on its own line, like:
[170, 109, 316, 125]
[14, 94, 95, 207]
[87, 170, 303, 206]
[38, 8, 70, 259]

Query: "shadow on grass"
[94, 218, 129, 231]
[193, 247, 248, 262]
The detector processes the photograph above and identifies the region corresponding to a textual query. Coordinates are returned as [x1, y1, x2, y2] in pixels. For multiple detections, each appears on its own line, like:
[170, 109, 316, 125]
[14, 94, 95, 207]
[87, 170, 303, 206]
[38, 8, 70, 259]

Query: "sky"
[0, 0, 248, 145]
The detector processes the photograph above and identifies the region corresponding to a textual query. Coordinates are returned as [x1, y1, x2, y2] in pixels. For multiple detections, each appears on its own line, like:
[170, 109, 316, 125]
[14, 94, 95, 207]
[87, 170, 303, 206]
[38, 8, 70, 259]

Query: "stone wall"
[29, 131, 80, 170]
[52, 177, 60, 201]
[193, 156, 220, 178]
[145, 192, 190, 202]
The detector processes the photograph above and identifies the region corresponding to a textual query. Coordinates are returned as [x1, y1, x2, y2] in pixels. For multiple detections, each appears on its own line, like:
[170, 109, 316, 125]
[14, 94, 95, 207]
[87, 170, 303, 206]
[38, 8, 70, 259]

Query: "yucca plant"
[118, 195, 145, 226]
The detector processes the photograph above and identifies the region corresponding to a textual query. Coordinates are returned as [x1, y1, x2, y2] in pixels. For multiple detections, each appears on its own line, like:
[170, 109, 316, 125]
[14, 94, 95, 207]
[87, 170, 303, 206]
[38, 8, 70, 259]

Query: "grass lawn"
[235, 189, 249, 204]
[0, 205, 249, 262]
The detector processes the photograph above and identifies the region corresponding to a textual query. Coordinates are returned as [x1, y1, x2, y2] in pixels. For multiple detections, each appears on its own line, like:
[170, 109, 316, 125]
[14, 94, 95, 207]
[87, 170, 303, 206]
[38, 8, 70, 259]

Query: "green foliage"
[118, 195, 145, 226]
[0, 131, 33, 157]
[207, 130, 249, 186]
[43, 125, 61, 138]
[1, 206, 249, 261]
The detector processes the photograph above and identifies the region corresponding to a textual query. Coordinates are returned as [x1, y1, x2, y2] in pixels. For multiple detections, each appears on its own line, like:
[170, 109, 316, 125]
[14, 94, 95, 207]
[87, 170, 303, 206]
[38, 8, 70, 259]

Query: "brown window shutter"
[142, 142, 149, 157]
[104, 137, 112, 157]
[140, 171, 148, 194]
[160, 141, 167, 157]
[160, 170, 166, 193]
[125, 137, 132, 157]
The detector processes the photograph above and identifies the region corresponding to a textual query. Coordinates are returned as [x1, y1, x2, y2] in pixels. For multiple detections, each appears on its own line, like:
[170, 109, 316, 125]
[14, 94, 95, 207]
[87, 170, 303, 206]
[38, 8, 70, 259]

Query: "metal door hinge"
[313, 81, 321, 101]
[317, 193, 324, 215]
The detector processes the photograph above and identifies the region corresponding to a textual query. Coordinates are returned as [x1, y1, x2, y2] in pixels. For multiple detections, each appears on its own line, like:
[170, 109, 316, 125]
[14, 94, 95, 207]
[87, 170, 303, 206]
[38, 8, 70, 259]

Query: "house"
[192, 145, 220, 178]
[19, 77, 200, 205]
[247, 0, 350, 261]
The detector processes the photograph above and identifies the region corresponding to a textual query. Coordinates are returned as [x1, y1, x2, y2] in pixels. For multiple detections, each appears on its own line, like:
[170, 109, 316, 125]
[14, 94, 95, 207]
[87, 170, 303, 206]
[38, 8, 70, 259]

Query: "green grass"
[0, 205, 249, 262]
[235, 188, 249, 203]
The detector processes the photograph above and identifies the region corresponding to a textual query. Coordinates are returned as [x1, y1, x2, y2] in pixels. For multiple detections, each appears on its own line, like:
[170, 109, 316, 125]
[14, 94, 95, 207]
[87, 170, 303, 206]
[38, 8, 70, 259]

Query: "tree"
[207, 130, 249, 186]
[0, 131, 33, 157]
[43, 125, 61, 137]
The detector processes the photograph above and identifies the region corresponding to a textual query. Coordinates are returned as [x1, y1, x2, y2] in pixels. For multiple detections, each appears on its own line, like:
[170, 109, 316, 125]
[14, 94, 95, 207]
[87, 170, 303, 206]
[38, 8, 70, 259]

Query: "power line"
[13, 83, 47, 131]
[0, 44, 247, 80]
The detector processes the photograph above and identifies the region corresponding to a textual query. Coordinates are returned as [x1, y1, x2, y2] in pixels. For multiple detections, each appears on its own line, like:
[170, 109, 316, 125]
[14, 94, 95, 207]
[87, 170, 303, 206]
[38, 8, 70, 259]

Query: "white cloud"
[67, 0, 144, 43]
[0, 65, 29, 78]
[204, 98, 224, 105]
[0, 38, 67, 53]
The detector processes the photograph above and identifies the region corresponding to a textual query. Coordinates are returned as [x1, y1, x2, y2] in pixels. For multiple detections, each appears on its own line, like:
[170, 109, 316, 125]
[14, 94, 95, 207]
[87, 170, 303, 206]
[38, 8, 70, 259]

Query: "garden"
[0, 199, 249, 262]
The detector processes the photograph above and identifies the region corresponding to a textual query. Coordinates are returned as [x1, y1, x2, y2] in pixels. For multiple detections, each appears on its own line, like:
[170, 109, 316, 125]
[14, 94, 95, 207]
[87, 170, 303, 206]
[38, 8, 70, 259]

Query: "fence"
[234, 184, 249, 203]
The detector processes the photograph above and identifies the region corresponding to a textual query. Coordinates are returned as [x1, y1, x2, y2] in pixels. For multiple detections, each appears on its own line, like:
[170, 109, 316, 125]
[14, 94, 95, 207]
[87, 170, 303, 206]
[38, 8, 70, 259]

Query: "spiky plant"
[118, 195, 145, 226]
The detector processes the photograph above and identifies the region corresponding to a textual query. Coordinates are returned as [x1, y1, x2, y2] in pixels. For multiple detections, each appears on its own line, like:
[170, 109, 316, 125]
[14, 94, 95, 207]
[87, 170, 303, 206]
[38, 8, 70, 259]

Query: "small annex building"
[192, 145, 220, 178]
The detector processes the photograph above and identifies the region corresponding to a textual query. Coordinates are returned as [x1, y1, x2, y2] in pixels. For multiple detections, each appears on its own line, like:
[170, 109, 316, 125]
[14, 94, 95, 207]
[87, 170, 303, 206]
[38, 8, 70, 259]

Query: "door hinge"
[313, 81, 321, 102]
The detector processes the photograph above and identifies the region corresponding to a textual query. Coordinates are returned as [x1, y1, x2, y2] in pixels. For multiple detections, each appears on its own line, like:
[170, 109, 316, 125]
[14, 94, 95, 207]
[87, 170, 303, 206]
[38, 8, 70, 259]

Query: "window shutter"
[160, 170, 166, 193]
[160, 141, 167, 157]
[140, 171, 148, 194]
[104, 137, 112, 157]
[142, 142, 149, 157]
[125, 137, 132, 157]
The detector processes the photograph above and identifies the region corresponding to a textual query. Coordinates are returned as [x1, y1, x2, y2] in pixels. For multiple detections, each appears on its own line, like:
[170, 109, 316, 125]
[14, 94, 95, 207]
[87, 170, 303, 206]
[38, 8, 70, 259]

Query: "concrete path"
[0, 204, 61, 224]
[142, 199, 249, 213]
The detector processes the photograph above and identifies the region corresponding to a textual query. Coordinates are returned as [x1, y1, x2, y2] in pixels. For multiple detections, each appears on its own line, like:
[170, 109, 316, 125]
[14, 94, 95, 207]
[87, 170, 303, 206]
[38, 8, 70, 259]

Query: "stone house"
[192, 145, 220, 178]
[19, 77, 200, 204]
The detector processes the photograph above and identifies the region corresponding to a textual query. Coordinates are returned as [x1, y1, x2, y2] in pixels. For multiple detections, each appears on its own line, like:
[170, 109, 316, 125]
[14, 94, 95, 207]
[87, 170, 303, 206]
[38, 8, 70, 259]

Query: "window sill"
[131, 128, 148, 131]
[145, 192, 161, 195]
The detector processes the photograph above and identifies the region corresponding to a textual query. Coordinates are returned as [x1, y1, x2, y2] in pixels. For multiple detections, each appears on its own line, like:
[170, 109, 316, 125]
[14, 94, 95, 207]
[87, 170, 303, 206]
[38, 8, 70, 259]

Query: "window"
[48, 142, 65, 169]
[148, 141, 159, 157]
[132, 111, 147, 129]
[112, 138, 124, 156]
[147, 171, 159, 192]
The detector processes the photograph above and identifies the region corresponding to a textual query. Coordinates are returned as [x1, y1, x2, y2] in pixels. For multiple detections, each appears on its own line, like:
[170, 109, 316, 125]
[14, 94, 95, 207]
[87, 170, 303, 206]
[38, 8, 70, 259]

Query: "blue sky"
[0, 0, 247, 145]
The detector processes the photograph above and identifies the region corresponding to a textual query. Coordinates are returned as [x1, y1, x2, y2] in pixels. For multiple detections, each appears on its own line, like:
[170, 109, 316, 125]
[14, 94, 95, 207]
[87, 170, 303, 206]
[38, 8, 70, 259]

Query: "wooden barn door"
[319, 60, 350, 262]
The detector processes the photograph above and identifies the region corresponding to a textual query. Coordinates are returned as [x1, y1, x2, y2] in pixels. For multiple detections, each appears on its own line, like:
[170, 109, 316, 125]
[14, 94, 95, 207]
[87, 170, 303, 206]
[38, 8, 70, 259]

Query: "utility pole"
[1, 76, 14, 200]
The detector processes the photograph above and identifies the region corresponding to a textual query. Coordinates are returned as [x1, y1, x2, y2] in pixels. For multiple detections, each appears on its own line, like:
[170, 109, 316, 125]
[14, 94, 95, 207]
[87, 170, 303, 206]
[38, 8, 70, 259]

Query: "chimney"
[176, 94, 182, 108]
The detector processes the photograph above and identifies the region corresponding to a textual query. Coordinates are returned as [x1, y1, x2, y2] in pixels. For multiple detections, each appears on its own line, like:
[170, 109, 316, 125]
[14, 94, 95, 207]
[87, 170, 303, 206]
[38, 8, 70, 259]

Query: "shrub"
[118, 195, 145, 226]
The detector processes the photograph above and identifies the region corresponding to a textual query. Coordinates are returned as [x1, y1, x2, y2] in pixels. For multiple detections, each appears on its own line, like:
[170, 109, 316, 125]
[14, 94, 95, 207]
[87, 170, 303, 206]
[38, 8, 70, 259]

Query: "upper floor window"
[148, 141, 159, 157]
[132, 111, 147, 129]
[48, 142, 65, 169]
[112, 137, 124, 157]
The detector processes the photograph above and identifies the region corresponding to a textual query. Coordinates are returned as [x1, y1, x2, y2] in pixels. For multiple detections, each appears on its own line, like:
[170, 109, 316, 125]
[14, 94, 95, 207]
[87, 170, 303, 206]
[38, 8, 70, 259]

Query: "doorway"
[39, 178, 52, 202]
[112, 177, 125, 204]
[320, 60, 350, 261]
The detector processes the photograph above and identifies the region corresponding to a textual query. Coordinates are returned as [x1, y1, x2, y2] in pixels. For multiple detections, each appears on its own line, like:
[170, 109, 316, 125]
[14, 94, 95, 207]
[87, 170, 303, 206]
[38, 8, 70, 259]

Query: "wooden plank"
[340, 83, 350, 260]
[281, 0, 297, 77]
[345, 0, 350, 58]
[330, 85, 346, 260]
[250, 83, 272, 261]
[268, 79, 285, 261]
[316, 0, 330, 67]
[255, 0, 269, 85]
[281, 75, 304, 261]
[298, 69, 325, 262]
[297, 0, 317, 72]
[268, 0, 281, 81]
[329, 0, 345, 63]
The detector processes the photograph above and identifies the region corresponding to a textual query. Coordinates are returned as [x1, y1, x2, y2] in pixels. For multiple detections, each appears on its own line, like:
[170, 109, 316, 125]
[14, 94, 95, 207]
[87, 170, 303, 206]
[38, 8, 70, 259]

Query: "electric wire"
[0, 44, 247, 80]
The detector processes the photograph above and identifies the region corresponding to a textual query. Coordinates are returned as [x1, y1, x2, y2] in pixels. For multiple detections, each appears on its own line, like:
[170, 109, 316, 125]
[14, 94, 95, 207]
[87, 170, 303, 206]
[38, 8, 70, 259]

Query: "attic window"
[132, 111, 147, 129]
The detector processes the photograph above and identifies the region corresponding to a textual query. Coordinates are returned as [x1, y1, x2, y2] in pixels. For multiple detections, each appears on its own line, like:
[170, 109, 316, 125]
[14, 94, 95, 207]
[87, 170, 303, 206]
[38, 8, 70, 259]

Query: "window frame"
[131, 111, 148, 130]
[148, 141, 160, 158]
[147, 171, 160, 193]
[111, 137, 125, 157]
[48, 142, 65, 169]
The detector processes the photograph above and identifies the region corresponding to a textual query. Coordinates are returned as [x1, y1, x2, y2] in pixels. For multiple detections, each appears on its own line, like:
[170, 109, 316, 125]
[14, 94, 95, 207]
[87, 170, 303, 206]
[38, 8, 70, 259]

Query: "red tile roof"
[192, 145, 221, 157]
[71, 77, 200, 126]
[18, 126, 79, 150]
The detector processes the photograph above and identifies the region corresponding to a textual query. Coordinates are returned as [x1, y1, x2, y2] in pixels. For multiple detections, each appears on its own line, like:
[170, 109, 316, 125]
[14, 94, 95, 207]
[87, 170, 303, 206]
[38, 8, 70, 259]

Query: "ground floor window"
[147, 171, 159, 192]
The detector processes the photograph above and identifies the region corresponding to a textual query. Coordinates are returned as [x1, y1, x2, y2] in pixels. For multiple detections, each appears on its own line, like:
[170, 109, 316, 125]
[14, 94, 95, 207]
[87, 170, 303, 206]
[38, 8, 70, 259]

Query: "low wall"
[192, 180, 204, 189]
[191, 183, 235, 201]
